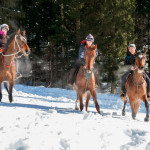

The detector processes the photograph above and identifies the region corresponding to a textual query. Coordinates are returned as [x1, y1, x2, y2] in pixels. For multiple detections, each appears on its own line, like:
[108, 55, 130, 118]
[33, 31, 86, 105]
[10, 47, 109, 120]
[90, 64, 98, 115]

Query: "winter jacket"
[124, 53, 136, 66]
[78, 40, 98, 60]
[0, 31, 8, 49]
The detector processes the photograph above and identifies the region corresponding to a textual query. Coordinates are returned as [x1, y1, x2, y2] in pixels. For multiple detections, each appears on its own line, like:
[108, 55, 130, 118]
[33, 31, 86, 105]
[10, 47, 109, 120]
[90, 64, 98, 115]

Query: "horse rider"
[0, 24, 9, 51]
[0, 24, 22, 79]
[68, 34, 99, 87]
[120, 43, 150, 98]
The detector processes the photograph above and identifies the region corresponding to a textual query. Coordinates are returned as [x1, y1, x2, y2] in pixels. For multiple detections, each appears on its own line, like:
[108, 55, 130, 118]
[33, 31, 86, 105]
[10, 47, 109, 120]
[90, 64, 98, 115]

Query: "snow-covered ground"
[0, 84, 150, 150]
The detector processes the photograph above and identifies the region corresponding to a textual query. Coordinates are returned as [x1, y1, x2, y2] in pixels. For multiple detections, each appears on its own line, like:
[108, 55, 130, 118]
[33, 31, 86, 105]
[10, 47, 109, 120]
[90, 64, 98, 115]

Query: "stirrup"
[15, 72, 22, 80]
[147, 93, 150, 99]
[95, 84, 98, 88]
[68, 81, 73, 87]
[120, 91, 126, 98]
[68, 83, 73, 87]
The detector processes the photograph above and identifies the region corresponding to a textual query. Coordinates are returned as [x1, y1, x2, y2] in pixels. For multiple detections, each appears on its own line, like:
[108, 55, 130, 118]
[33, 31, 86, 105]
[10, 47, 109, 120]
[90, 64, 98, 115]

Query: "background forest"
[0, 0, 150, 93]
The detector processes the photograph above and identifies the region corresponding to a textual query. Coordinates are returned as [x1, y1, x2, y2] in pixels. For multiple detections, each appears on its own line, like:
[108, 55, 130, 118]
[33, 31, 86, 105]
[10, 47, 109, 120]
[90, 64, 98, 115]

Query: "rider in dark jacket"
[120, 44, 150, 98]
[68, 34, 98, 86]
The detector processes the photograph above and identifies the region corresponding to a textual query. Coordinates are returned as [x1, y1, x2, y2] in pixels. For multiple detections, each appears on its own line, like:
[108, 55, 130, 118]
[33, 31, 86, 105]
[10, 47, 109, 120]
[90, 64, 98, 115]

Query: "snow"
[0, 84, 150, 150]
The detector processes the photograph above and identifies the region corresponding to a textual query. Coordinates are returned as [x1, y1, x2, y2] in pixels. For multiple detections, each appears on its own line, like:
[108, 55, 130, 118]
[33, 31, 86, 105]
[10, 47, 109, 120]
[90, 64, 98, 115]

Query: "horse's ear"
[16, 29, 20, 35]
[144, 50, 147, 54]
[22, 30, 26, 36]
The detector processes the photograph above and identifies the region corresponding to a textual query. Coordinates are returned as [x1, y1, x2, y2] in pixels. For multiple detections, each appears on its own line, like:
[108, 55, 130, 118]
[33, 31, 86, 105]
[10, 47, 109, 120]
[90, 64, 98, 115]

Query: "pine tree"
[135, 0, 150, 74]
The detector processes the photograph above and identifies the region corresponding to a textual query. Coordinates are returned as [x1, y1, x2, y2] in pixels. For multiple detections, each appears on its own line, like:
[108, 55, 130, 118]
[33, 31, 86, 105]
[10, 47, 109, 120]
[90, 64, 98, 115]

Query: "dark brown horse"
[73, 44, 100, 114]
[0, 29, 30, 102]
[121, 50, 149, 121]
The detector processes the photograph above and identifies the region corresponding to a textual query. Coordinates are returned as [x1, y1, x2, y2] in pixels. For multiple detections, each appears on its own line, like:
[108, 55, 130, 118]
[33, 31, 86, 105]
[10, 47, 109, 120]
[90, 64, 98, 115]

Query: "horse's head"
[85, 44, 97, 71]
[135, 50, 147, 73]
[15, 29, 30, 56]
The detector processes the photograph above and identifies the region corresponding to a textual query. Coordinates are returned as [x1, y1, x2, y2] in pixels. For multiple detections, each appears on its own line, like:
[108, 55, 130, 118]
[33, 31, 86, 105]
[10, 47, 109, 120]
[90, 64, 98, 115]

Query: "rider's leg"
[93, 68, 99, 88]
[120, 71, 132, 97]
[68, 60, 82, 86]
[15, 59, 22, 80]
[68, 68, 76, 86]
[144, 73, 150, 98]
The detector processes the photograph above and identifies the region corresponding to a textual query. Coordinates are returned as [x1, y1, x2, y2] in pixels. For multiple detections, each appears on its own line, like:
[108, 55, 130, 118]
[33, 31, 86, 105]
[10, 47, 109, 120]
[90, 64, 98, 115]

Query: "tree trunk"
[111, 81, 115, 94]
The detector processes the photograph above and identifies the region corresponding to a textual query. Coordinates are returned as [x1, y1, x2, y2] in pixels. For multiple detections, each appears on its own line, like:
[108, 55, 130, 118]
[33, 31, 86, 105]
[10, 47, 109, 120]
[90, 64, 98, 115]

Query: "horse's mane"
[85, 44, 97, 51]
[5, 32, 16, 49]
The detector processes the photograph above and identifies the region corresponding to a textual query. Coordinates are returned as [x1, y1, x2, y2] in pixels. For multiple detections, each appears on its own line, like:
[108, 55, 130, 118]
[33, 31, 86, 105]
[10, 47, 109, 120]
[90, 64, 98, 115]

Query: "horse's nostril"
[139, 66, 143, 70]
[26, 49, 30, 54]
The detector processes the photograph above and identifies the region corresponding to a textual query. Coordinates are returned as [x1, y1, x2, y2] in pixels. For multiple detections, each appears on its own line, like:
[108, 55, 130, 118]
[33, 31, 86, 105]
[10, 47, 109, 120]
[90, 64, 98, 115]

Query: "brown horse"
[0, 29, 30, 103]
[73, 44, 100, 114]
[121, 50, 149, 121]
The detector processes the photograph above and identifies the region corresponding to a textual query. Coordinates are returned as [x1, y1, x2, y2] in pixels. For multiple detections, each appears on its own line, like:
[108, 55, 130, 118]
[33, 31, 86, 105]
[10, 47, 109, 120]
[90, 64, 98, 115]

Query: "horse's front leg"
[8, 80, 14, 103]
[144, 99, 149, 122]
[0, 83, 2, 102]
[91, 90, 100, 114]
[8, 68, 15, 103]
[78, 92, 84, 112]
[129, 98, 136, 119]
[122, 99, 127, 116]
[85, 92, 91, 111]
[4, 82, 9, 94]
[75, 94, 79, 110]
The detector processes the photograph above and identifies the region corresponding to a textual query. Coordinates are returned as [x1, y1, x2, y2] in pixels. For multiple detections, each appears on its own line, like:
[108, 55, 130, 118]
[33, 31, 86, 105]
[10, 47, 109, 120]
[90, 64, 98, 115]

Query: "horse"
[0, 29, 30, 103]
[73, 44, 100, 114]
[120, 50, 149, 121]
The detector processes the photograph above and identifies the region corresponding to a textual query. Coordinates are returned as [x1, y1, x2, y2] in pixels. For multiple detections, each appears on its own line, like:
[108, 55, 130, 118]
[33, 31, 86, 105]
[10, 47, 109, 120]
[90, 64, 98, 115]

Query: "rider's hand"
[83, 65, 87, 69]
[130, 66, 136, 70]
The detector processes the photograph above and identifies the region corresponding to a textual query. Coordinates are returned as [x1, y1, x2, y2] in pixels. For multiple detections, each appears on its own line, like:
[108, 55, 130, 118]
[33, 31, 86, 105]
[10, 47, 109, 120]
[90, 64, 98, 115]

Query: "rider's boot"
[15, 72, 22, 80]
[94, 69, 99, 88]
[147, 84, 150, 99]
[120, 82, 126, 98]
[68, 68, 75, 86]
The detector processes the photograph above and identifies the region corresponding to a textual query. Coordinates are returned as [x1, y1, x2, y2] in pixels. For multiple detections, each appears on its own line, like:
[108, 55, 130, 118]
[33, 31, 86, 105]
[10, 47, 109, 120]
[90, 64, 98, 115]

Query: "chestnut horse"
[73, 44, 100, 114]
[0, 29, 30, 103]
[121, 50, 149, 121]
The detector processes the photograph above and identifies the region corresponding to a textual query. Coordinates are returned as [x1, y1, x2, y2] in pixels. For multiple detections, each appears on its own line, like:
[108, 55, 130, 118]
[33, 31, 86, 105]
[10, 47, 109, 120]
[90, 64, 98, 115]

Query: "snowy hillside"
[0, 84, 150, 150]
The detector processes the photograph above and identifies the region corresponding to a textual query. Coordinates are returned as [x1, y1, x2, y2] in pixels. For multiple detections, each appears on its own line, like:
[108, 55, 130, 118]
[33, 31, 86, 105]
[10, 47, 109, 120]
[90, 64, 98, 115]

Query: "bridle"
[0, 34, 29, 67]
[1, 34, 28, 57]
[83, 51, 95, 93]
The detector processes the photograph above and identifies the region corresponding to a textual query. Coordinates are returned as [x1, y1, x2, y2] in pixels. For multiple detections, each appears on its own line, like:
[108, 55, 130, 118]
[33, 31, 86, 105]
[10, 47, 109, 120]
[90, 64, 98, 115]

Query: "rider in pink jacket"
[0, 24, 22, 79]
[0, 24, 9, 50]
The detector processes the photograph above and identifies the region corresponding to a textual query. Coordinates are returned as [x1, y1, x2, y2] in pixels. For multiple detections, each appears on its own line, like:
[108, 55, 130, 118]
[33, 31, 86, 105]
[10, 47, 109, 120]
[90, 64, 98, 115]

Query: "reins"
[132, 66, 145, 109]
[83, 68, 94, 93]
[133, 70, 144, 100]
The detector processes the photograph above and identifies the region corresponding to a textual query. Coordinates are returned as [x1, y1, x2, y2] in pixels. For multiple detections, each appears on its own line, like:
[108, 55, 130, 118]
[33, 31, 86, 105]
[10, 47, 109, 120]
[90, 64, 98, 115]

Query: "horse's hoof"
[9, 99, 13, 103]
[75, 107, 79, 110]
[122, 111, 125, 116]
[144, 118, 149, 122]
[132, 115, 136, 120]
[80, 108, 83, 112]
